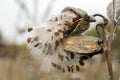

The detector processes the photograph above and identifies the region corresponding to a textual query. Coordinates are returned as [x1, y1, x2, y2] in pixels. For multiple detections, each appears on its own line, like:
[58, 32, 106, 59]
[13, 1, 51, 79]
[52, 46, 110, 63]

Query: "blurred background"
[0, 0, 120, 80]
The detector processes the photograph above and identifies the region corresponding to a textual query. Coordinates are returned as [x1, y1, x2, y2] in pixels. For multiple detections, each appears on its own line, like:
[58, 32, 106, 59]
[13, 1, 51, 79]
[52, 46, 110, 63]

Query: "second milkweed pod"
[107, 0, 120, 26]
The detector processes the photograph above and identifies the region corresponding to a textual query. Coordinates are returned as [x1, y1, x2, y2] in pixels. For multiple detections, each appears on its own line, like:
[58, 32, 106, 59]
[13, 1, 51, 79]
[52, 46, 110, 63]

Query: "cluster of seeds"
[27, 7, 103, 73]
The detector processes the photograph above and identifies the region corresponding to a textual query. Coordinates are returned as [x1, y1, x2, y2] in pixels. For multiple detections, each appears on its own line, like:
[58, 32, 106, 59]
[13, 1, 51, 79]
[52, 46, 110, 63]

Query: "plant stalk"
[105, 0, 116, 80]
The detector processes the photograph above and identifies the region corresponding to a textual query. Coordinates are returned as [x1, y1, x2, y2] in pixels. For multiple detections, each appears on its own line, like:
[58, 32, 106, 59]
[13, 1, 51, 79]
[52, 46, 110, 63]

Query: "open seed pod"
[63, 35, 103, 55]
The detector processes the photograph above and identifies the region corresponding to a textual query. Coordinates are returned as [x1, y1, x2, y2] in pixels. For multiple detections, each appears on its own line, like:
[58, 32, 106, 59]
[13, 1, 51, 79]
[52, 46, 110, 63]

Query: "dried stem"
[105, 0, 116, 80]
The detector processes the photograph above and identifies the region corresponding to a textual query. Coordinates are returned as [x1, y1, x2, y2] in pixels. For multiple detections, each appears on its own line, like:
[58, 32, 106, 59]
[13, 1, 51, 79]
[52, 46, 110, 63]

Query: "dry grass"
[0, 43, 120, 80]
[0, 54, 119, 80]
[0, 58, 40, 80]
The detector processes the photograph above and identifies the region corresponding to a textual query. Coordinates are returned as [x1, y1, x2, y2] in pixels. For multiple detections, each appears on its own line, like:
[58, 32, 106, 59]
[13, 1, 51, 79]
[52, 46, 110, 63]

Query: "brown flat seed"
[55, 40, 59, 50]
[63, 67, 65, 73]
[47, 29, 52, 32]
[67, 66, 71, 72]
[51, 62, 57, 67]
[58, 54, 64, 61]
[59, 38, 64, 43]
[70, 53, 75, 59]
[27, 37, 31, 43]
[34, 43, 41, 47]
[54, 32, 60, 36]
[66, 56, 70, 61]
[28, 28, 33, 32]
[76, 65, 80, 72]
[79, 58, 85, 66]
[58, 29, 63, 33]
[55, 40, 59, 46]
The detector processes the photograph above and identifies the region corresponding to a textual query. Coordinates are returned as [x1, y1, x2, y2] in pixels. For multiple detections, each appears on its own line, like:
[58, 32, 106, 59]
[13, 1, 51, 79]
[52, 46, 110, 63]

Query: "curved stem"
[93, 14, 108, 43]
[95, 23, 103, 39]
[93, 13, 114, 80]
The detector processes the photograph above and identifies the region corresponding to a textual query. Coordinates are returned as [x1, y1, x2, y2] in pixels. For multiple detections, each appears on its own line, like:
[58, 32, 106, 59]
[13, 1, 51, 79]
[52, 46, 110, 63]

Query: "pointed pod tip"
[28, 27, 33, 32]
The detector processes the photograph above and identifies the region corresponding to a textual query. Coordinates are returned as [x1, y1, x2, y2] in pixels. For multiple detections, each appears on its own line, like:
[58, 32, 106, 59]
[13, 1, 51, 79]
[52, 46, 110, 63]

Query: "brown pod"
[63, 35, 103, 55]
